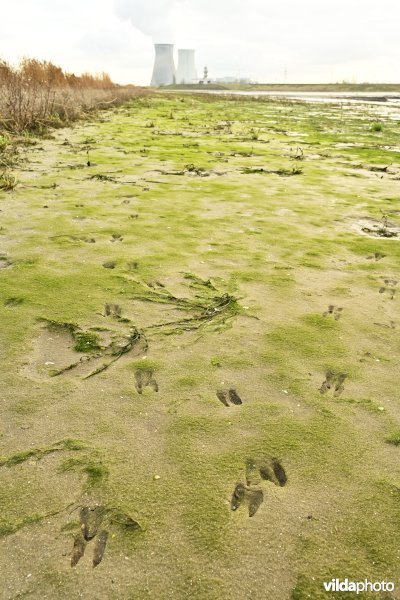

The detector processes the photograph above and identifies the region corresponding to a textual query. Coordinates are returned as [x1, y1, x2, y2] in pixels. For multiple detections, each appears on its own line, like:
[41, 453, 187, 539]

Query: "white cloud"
[0, 0, 399, 84]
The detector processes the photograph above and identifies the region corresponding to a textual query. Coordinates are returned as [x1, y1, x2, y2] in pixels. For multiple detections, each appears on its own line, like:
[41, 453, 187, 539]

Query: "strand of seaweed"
[121, 274, 244, 334]
[86, 173, 150, 190]
[241, 166, 303, 176]
[38, 274, 247, 378]
[37, 318, 148, 379]
[0, 502, 76, 538]
[0, 439, 86, 468]
[146, 294, 241, 333]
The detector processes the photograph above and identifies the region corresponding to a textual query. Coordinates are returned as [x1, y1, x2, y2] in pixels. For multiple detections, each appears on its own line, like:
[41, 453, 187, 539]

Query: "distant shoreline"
[165, 82, 400, 93]
[159, 85, 400, 108]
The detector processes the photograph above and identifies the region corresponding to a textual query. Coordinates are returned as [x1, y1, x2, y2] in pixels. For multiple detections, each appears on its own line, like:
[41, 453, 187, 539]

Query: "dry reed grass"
[0, 58, 146, 134]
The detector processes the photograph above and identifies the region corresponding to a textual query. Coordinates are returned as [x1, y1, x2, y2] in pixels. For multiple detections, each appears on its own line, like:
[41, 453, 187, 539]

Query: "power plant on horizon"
[151, 44, 203, 86]
[150, 43, 252, 87]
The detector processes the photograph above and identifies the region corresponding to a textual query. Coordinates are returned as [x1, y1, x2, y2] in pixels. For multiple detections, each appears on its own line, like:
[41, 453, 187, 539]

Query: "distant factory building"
[151, 44, 177, 87]
[177, 49, 197, 84]
[151, 45, 199, 86]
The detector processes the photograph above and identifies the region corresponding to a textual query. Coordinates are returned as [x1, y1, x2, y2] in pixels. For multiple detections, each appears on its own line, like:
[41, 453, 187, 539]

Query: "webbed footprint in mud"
[216, 388, 243, 407]
[323, 305, 343, 321]
[70, 504, 141, 568]
[320, 370, 347, 396]
[231, 457, 287, 518]
[134, 368, 159, 394]
[230, 483, 264, 517]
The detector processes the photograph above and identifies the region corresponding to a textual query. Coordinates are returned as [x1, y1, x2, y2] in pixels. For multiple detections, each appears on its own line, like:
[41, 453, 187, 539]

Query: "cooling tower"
[177, 49, 197, 84]
[151, 44, 177, 87]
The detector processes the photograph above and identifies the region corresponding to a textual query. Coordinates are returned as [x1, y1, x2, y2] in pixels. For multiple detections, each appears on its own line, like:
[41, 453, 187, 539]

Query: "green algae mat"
[0, 94, 399, 599]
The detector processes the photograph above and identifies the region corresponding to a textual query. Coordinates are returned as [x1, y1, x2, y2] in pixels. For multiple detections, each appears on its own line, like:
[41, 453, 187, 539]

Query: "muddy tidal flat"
[0, 94, 399, 599]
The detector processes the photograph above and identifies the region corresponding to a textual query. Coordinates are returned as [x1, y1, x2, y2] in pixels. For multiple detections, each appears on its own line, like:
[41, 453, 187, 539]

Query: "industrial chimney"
[177, 49, 197, 84]
[151, 44, 177, 87]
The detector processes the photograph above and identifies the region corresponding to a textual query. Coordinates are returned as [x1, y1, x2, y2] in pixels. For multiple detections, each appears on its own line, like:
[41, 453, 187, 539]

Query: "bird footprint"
[230, 457, 287, 518]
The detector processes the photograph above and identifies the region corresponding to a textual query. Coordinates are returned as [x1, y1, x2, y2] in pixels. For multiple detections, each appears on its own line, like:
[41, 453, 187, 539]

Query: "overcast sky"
[1, 0, 399, 84]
